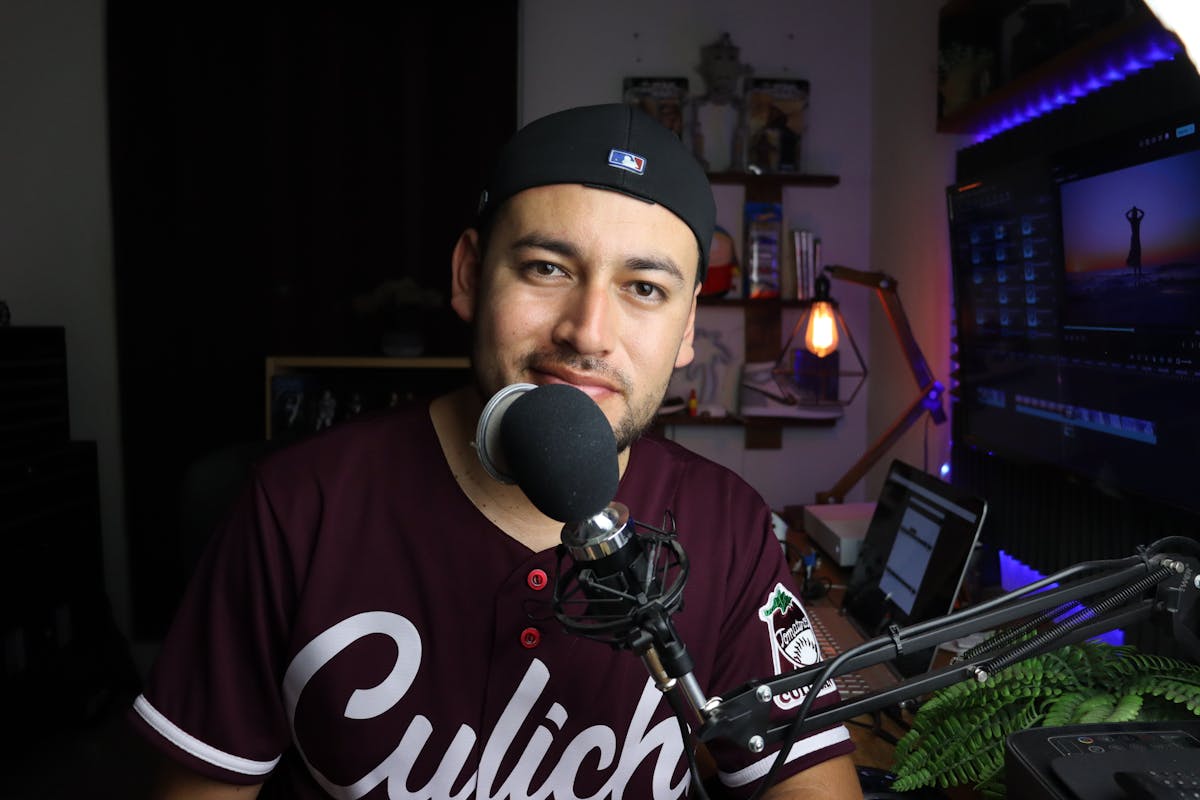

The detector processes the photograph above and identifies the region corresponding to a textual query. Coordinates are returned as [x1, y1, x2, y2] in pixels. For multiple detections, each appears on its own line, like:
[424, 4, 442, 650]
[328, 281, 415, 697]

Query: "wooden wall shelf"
[654, 412, 838, 449]
[936, 4, 1165, 136]
[708, 172, 840, 203]
[264, 355, 471, 439]
[701, 172, 842, 448]
[707, 172, 840, 187]
[655, 412, 838, 428]
[698, 297, 815, 308]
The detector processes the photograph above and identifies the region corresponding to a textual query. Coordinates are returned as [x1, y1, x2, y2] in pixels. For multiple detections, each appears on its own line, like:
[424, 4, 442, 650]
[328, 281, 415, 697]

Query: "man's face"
[451, 184, 700, 451]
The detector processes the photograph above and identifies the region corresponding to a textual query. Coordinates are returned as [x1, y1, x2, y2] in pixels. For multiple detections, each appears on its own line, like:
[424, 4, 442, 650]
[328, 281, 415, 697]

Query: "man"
[133, 104, 861, 798]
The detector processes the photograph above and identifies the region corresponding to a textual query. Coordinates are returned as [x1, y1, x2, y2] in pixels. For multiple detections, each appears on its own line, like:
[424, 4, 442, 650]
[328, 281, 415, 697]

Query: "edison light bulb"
[804, 301, 838, 358]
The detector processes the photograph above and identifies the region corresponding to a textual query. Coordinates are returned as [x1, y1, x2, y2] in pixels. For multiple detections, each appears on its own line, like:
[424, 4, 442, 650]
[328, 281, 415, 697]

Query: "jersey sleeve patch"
[757, 582, 833, 710]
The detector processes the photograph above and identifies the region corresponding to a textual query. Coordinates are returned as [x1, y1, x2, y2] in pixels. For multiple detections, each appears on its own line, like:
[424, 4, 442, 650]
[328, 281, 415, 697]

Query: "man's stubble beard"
[469, 331, 671, 453]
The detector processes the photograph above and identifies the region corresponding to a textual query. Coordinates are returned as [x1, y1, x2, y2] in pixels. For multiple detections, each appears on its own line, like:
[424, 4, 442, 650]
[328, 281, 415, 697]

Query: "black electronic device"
[948, 104, 1200, 515]
[842, 460, 987, 646]
[1006, 721, 1200, 799]
[808, 459, 987, 692]
[1116, 768, 1200, 800]
[0, 326, 70, 453]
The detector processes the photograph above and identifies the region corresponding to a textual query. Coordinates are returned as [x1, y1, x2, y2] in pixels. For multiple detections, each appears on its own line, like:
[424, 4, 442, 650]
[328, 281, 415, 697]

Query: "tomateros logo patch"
[758, 582, 826, 709]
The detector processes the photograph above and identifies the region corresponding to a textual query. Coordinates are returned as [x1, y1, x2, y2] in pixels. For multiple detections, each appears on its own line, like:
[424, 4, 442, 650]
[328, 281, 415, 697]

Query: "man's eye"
[528, 262, 563, 277]
[632, 281, 663, 299]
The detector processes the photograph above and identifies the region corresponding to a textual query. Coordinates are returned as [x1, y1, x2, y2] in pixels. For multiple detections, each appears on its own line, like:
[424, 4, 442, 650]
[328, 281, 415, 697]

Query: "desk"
[784, 526, 985, 800]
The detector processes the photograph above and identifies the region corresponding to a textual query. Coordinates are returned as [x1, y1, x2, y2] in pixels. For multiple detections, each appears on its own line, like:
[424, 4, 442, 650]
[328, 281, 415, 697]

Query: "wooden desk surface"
[783, 526, 985, 799]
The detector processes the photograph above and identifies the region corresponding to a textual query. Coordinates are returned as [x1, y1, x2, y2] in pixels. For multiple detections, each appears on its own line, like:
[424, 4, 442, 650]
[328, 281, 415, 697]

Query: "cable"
[802, 575, 832, 602]
[665, 687, 710, 800]
[923, 412, 930, 474]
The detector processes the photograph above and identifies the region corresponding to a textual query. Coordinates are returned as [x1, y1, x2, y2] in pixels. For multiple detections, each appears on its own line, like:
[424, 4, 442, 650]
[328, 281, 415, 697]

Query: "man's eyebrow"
[511, 234, 581, 260]
[626, 256, 686, 287]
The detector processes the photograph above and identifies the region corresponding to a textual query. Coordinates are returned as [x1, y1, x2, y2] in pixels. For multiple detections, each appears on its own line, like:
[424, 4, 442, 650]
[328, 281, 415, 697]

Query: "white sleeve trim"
[717, 725, 852, 788]
[133, 694, 281, 777]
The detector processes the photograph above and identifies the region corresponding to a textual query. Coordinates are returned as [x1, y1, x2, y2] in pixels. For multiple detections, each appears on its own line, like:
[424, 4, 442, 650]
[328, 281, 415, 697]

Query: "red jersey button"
[527, 568, 548, 591]
[520, 626, 541, 649]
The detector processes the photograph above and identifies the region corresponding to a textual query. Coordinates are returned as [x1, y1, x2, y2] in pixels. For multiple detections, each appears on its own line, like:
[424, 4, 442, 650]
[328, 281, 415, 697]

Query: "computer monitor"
[843, 460, 988, 676]
[948, 105, 1200, 515]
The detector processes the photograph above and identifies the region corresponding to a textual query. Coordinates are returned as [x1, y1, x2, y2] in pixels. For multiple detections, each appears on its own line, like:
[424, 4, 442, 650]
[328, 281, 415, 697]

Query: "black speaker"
[0, 327, 71, 453]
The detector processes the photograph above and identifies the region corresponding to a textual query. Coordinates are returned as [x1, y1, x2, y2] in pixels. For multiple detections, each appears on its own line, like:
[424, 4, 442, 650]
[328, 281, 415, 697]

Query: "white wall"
[866, 0, 967, 496]
[520, 0, 875, 508]
[0, 1, 129, 634]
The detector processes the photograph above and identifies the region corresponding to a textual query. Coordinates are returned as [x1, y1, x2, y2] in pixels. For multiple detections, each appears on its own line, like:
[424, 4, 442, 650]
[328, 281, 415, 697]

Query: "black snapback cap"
[477, 103, 716, 280]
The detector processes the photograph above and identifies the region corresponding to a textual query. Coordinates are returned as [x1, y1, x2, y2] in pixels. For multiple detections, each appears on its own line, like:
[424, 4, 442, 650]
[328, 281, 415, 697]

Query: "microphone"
[474, 382, 619, 522]
[474, 383, 706, 714]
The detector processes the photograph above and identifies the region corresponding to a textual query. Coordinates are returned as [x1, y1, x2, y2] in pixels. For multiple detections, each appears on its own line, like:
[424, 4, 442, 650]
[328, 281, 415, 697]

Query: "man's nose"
[552, 285, 616, 356]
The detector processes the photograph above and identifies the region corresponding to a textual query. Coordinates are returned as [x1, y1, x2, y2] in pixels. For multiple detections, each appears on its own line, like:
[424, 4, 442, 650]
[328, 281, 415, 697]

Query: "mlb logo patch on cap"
[608, 148, 646, 175]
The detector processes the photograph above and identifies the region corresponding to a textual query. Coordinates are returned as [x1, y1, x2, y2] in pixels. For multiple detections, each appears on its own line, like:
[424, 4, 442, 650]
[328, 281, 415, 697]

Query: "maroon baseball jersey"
[130, 402, 852, 797]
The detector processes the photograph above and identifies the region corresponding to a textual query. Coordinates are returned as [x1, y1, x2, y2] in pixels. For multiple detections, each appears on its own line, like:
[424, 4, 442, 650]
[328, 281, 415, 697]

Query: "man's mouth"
[530, 367, 621, 401]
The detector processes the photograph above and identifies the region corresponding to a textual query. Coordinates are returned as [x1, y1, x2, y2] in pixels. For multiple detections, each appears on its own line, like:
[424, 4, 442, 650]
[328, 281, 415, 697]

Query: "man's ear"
[673, 283, 702, 369]
[450, 228, 482, 322]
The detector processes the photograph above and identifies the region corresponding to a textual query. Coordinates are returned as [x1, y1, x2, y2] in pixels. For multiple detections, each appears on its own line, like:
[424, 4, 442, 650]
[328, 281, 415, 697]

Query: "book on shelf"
[790, 229, 821, 300]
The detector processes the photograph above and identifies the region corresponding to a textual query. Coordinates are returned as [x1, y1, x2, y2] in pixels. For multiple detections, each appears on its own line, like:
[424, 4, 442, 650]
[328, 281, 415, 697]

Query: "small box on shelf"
[739, 361, 844, 421]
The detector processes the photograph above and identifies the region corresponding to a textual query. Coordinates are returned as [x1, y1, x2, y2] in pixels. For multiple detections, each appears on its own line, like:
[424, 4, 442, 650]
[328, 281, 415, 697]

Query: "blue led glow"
[939, 461, 951, 478]
[997, 550, 1125, 647]
[1146, 44, 1172, 62]
[970, 32, 1183, 144]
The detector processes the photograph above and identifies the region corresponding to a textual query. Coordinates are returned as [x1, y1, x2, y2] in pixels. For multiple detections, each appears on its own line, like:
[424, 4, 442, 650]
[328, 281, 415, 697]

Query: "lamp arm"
[824, 264, 939, 402]
[815, 388, 932, 505]
[813, 265, 948, 503]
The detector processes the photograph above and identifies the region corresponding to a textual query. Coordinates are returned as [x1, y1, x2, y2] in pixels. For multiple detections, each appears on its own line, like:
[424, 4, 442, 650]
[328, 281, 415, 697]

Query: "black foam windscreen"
[499, 384, 619, 522]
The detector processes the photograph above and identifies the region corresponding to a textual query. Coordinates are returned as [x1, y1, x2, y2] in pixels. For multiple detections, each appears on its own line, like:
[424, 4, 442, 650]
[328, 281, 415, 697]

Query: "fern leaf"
[1106, 693, 1143, 723]
[1043, 692, 1086, 727]
[1072, 693, 1115, 723]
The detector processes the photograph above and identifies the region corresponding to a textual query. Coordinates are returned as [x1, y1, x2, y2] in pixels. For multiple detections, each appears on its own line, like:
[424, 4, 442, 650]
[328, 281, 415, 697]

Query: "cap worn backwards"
[477, 104, 716, 280]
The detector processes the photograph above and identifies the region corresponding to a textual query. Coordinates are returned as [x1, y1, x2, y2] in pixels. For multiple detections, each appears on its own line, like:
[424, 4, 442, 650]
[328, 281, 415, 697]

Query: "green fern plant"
[889, 642, 1200, 798]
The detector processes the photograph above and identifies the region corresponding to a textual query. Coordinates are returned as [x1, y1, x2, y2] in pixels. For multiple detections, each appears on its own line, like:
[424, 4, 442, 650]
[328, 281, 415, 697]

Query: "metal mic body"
[474, 382, 536, 484]
[558, 502, 709, 719]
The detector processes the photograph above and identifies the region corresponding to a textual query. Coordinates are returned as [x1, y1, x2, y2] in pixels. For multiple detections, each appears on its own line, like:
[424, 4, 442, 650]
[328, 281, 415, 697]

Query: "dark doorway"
[107, 5, 518, 637]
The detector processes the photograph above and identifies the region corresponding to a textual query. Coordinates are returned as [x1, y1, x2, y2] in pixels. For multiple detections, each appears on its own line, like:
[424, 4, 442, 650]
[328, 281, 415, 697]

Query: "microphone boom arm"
[695, 548, 1198, 753]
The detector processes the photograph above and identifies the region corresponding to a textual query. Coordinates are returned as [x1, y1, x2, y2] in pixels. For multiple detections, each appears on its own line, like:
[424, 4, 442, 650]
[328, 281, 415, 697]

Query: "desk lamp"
[793, 265, 947, 504]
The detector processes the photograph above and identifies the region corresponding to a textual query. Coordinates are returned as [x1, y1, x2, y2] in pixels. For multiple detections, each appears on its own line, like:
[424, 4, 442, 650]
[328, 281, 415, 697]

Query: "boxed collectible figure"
[623, 77, 688, 139]
[744, 78, 810, 173]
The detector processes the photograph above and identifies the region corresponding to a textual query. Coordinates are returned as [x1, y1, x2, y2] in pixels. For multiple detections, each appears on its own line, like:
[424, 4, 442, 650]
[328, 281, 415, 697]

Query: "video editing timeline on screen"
[948, 108, 1200, 513]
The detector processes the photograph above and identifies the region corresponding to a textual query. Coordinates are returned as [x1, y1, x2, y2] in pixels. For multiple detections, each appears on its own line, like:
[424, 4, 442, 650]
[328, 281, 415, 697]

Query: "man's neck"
[430, 385, 631, 553]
